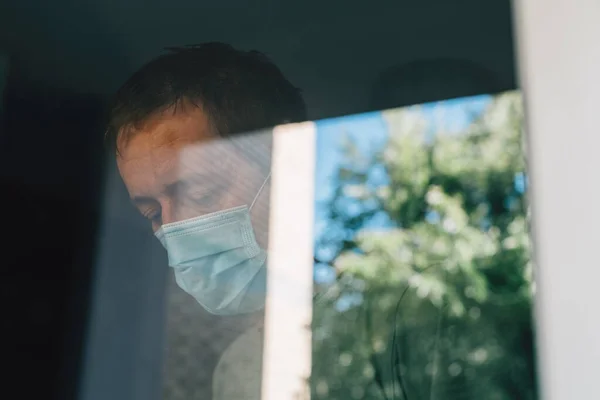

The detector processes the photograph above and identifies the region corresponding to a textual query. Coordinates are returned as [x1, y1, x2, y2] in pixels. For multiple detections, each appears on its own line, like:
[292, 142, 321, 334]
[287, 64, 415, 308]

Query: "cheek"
[151, 221, 162, 233]
[217, 178, 252, 211]
[204, 169, 262, 212]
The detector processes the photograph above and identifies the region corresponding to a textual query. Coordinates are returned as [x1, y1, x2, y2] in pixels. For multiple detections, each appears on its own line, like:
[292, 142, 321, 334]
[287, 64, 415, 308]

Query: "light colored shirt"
[212, 325, 263, 400]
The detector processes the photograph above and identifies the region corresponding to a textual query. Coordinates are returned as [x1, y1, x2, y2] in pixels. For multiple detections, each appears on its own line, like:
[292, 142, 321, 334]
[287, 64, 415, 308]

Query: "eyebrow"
[131, 195, 158, 206]
[130, 172, 225, 206]
[164, 177, 223, 198]
[129, 178, 189, 205]
[167, 172, 222, 191]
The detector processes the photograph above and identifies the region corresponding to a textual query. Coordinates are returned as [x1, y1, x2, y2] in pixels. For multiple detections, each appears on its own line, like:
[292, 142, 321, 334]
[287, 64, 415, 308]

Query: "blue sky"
[314, 95, 492, 236]
[313, 94, 493, 290]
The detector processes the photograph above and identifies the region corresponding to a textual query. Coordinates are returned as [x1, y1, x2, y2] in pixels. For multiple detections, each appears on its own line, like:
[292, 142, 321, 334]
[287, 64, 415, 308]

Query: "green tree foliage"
[312, 92, 536, 400]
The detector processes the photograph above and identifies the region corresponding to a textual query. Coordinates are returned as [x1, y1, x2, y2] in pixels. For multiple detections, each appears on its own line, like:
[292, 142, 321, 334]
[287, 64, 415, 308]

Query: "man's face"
[116, 106, 270, 245]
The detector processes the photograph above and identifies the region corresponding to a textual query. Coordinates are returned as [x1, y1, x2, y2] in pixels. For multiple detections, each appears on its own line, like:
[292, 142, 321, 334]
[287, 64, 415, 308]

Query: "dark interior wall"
[0, 0, 516, 119]
[0, 1, 517, 400]
[1, 74, 106, 400]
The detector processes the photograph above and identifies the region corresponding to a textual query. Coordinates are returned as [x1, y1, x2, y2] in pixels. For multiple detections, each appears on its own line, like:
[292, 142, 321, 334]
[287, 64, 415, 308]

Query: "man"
[106, 42, 307, 399]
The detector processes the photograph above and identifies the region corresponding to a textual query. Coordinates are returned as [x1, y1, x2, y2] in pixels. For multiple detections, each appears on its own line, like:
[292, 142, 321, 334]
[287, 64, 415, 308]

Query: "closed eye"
[131, 196, 162, 225]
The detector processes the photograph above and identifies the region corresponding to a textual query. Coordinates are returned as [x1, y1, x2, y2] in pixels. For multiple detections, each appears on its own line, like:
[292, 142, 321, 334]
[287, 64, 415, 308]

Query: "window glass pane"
[312, 91, 536, 400]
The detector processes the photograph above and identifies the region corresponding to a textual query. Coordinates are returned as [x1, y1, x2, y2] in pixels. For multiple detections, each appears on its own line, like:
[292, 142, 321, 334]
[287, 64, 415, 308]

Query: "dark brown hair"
[106, 42, 306, 151]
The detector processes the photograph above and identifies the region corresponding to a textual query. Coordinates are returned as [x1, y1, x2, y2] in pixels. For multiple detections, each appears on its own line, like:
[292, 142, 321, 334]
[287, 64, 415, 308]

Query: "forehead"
[117, 107, 214, 160]
[116, 108, 244, 194]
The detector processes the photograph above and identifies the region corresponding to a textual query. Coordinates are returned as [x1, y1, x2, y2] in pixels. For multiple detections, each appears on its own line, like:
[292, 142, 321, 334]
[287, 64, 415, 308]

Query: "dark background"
[0, 1, 517, 399]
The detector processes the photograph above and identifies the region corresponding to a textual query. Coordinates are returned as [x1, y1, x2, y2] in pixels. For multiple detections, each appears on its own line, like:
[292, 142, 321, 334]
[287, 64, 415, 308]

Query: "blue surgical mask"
[155, 176, 269, 316]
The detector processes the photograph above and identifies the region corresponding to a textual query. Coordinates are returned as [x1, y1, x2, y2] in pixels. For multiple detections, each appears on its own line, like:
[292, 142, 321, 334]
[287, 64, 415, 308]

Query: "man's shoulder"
[213, 325, 264, 400]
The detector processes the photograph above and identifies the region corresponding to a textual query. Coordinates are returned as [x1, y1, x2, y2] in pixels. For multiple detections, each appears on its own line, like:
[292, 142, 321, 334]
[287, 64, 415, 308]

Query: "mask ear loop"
[250, 172, 272, 211]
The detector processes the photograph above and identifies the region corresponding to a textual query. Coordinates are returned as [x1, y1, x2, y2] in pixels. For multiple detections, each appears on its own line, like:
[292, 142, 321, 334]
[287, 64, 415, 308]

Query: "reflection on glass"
[313, 91, 536, 400]
[158, 132, 273, 400]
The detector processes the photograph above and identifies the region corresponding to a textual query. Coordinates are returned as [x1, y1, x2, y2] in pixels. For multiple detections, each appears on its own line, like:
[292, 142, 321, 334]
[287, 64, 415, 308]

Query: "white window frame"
[514, 1, 600, 399]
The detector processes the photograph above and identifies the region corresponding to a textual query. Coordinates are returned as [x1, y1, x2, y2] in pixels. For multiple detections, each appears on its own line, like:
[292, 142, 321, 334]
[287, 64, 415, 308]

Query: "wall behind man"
[0, 0, 516, 119]
[0, 52, 7, 111]
[0, 72, 106, 400]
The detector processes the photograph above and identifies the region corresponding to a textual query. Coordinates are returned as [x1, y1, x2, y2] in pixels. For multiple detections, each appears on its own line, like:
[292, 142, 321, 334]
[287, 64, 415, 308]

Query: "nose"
[157, 197, 205, 227]
[159, 200, 178, 226]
